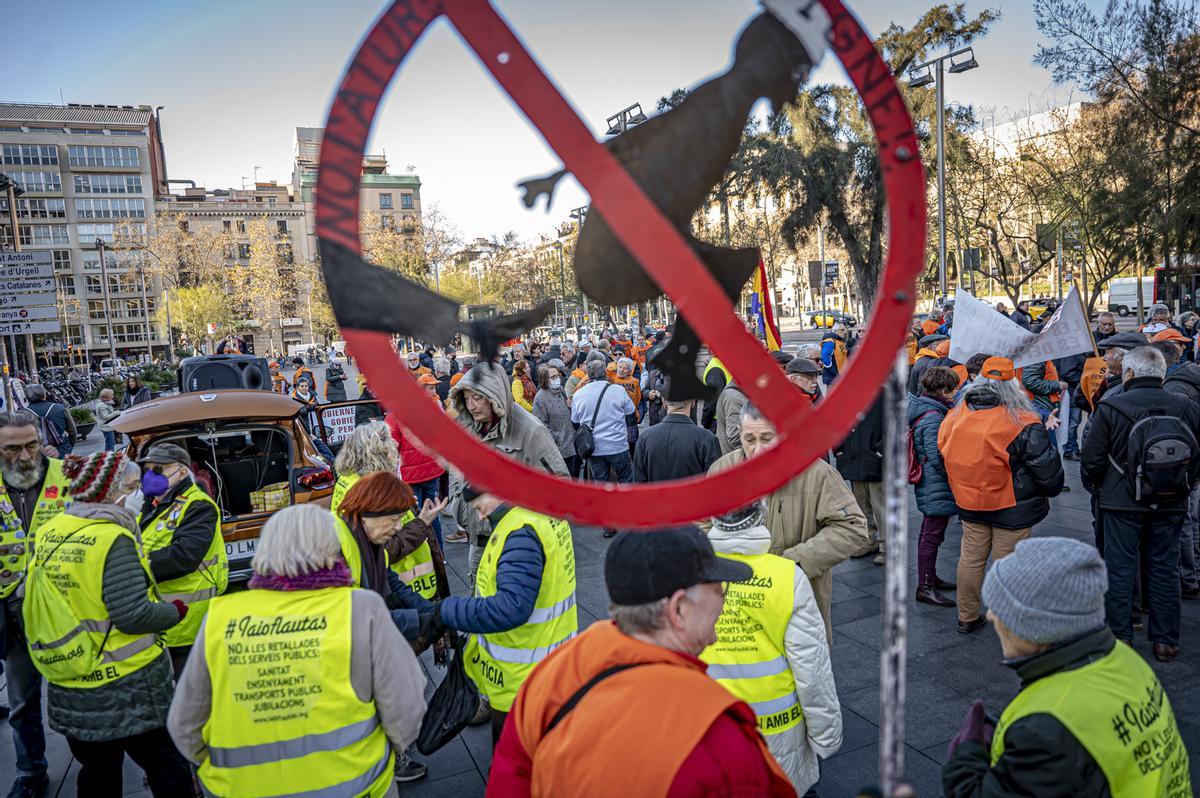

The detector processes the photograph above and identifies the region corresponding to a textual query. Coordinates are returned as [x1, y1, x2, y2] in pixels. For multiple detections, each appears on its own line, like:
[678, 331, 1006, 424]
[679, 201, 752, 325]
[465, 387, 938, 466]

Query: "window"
[73, 173, 142, 194]
[178, 220, 189, 233]
[91, 323, 149, 344]
[276, 220, 288, 236]
[236, 220, 245, 234]
[66, 127, 105, 135]
[82, 250, 138, 272]
[267, 197, 276, 205]
[67, 145, 139, 168]
[1, 224, 69, 246]
[379, 193, 393, 209]
[107, 129, 145, 137]
[52, 250, 71, 271]
[11, 171, 61, 193]
[381, 214, 394, 229]
[223, 220, 232, 232]
[57, 275, 75, 293]
[86, 276, 104, 295]
[401, 193, 414, 210]
[238, 243, 251, 259]
[77, 222, 140, 243]
[0, 198, 66, 219]
[74, 198, 146, 219]
[1, 144, 57, 165]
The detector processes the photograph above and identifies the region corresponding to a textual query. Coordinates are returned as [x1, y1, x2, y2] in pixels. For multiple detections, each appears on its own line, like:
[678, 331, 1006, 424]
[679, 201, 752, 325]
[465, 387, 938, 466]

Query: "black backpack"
[1109, 408, 1197, 504]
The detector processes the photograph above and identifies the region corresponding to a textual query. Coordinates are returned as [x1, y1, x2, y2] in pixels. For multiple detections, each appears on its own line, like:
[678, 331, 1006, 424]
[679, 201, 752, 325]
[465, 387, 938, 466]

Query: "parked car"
[807, 310, 858, 328]
[111, 389, 381, 582]
[98, 357, 126, 376]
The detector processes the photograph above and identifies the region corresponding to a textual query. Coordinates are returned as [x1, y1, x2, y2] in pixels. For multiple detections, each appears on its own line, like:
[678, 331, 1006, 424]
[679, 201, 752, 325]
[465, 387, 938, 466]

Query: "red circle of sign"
[315, 0, 925, 528]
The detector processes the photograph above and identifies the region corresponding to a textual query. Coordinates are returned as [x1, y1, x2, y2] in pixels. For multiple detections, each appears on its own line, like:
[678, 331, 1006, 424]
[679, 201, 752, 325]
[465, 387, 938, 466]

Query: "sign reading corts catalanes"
[0, 252, 61, 335]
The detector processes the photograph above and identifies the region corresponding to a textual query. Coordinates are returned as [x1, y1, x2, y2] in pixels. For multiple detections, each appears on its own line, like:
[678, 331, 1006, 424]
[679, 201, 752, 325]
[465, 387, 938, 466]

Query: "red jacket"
[385, 413, 445, 484]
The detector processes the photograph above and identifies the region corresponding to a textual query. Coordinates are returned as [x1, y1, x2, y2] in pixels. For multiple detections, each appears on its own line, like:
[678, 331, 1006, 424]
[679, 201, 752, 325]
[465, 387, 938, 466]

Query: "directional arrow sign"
[2, 278, 55, 294]
[0, 306, 58, 322]
[0, 252, 53, 280]
[0, 321, 62, 335]
[0, 293, 55, 308]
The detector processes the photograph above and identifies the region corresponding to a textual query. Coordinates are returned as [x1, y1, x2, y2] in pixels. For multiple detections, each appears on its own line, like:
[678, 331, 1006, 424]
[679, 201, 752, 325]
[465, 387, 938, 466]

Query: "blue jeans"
[102, 429, 116, 451]
[3, 600, 47, 778]
[588, 451, 633, 484]
[411, 477, 442, 549]
[1062, 404, 1082, 455]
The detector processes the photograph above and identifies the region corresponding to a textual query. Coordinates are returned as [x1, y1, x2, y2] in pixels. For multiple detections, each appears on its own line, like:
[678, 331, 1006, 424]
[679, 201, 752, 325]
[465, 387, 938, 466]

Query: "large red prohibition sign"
[315, 0, 926, 528]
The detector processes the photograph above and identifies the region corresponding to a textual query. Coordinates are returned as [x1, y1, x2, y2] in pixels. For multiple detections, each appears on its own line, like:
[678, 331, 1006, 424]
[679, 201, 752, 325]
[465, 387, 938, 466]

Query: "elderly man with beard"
[0, 411, 72, 798]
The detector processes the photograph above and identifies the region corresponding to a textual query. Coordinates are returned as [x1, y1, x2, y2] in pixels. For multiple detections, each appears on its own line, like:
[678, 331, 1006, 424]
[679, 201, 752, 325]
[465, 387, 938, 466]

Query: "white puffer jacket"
[708, 522, 843, 794]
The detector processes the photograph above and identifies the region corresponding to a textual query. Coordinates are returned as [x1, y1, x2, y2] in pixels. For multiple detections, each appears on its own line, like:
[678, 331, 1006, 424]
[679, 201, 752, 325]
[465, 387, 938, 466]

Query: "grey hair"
[252, 504, 342, 578]
[739, 401, 772, 429]
[585, 360, 608, 381]
[1177, 311, 1198, 329]
[1123, 346, 1167, 380]
[99, 388, 115, 400]
[609, 585, 705, 636]
[333, 421, 398, 477]
[25, 385, 46, 403]
[1150, 303, 1171, 318]
[617, 357, 634, 370]
[433, 357, 451, 376]
[798, 343, 821, 360]
[561, 342, 576, 353]
[0, 410, 40, 431]
[962, 376, 1035, 423]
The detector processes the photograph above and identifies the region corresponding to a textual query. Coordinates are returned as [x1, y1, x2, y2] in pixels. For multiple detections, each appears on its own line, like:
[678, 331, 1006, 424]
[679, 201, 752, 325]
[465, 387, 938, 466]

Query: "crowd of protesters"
[0, 306, 1193, 798]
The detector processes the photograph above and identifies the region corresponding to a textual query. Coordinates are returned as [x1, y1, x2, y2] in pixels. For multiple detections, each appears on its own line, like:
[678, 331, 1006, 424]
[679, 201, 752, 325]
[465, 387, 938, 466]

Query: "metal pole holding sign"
[95, 239, 119, 365]
[880, 350, 910, 796]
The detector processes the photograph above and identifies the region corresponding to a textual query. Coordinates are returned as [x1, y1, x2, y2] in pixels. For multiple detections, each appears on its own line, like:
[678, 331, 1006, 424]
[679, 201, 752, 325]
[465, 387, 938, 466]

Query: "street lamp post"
[569, 205, 589, 323]
[908, 46, 979, 302]
[94, 239, 119, 365]
[554, 241, 567, 327]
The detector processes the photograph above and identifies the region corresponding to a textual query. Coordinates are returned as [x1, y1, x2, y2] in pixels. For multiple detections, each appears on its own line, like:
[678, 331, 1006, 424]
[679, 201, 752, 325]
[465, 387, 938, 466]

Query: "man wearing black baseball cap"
[489, 526, 793, 797]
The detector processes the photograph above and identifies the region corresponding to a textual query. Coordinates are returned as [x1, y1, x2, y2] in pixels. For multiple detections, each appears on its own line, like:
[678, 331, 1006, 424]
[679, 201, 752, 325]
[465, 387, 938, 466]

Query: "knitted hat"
[62, 452, 131, 504]
[982, 537, 1108, 644]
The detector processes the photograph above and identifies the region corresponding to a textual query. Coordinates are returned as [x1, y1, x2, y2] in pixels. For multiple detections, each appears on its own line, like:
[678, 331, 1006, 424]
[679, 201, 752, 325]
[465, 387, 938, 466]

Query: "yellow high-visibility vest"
[335, 512, 414, 589]
[140, 481, 228, 648]
[991, 641, 1189, 797]
[22, 514, 164, 687]
[0, 458, 71, 599]
[703, 357, 732, 386]
[390, 540, 437, 599]
[199, 588, 393, 797]
[464, 507, 577, 711]
[701, 551, 804, 735]
[329, 472, 360, 517]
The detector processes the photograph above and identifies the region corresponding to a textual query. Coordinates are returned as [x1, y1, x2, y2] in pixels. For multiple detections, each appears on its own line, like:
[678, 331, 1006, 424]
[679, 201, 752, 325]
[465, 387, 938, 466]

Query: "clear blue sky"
[13, 0, 1091, 241]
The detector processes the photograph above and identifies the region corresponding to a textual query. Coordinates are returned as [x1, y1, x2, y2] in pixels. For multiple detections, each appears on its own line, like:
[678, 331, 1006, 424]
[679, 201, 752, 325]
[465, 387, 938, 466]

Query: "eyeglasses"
[1, 441, 40, 457]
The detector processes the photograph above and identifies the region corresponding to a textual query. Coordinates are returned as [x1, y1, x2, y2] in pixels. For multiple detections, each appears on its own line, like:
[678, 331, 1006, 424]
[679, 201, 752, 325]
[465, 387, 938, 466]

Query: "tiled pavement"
[5, 462, 1200, 796]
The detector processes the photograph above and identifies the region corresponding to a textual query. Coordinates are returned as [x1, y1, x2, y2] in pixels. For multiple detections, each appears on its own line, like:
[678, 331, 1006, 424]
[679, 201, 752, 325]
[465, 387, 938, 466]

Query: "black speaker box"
[179, 355, 272, 393]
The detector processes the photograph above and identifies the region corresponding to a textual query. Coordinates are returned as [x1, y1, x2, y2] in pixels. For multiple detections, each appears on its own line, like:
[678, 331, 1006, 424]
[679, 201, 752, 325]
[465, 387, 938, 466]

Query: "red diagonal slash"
[315, 0, 925, 528]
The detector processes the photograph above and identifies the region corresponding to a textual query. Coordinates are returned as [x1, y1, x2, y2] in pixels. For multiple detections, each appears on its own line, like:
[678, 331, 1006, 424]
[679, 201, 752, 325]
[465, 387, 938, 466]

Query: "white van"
[1107, 277, 1154, 317]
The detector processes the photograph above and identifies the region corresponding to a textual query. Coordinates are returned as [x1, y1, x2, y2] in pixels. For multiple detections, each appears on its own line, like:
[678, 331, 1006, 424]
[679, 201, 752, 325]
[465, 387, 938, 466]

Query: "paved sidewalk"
[4, 462, 1198, 796]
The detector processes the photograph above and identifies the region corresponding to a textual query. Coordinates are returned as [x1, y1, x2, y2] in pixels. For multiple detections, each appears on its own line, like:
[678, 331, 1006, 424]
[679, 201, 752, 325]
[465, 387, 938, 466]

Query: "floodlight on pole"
[605, 103, 648, 136]
[908, 45, 981, 301]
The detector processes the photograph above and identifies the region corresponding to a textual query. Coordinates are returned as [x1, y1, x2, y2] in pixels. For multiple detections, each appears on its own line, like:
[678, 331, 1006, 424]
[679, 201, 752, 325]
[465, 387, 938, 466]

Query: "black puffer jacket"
[140, 477, 221, 585]
[1081, 376, 1200, 512]
[1163, 361, 1200, 403]
[942, 627, 1117, 798]
[943, 387, 1064, 530]
[834, 394, 885, 482]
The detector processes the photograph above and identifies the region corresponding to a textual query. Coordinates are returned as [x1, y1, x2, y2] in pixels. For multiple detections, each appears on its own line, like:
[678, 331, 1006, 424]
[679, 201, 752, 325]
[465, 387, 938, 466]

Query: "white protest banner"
[320, 404, 360, 445]
[1056, 388, 1070, 451]
[948, 286, 1095, 369]
[1012, 286, 1095, 368]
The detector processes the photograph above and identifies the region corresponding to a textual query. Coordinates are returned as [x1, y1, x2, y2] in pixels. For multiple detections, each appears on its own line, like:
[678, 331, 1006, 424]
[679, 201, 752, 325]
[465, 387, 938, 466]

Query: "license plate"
[226, 538, 258, 558]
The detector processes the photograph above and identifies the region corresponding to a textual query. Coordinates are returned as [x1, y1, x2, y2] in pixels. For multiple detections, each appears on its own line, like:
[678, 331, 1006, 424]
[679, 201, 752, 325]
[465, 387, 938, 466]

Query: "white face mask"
[550, 377, 562, 389]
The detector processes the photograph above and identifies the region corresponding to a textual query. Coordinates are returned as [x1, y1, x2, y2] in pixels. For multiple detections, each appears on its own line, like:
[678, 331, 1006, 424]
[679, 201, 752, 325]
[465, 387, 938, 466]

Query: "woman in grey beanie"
[942, 537, 1189, 797]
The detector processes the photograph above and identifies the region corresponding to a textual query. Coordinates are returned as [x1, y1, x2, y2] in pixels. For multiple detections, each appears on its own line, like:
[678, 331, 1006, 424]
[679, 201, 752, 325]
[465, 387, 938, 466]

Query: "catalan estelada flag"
[751, 258, 782, 351]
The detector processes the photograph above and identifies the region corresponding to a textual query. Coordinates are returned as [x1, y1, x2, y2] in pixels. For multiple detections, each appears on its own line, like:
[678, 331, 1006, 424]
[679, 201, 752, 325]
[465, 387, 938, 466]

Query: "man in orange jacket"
[488, 527, 794, 798]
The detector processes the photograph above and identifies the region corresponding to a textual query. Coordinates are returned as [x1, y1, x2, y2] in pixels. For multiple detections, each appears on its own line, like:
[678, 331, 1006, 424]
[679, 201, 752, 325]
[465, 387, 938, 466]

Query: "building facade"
[0, 102, 169, 367]
[156, 183, 316, 356]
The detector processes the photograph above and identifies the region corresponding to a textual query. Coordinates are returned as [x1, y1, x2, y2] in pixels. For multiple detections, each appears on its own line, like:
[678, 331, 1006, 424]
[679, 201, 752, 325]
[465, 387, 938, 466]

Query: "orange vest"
[1017, 361, 1061, 404]
[951, 364, 968, 387]
[938, 403, 1040, 512]
[608, 373, 642, 410]
[921, 319, 941, 336]
[906, 332, 919, 365]
[509, 622, 791, 798]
